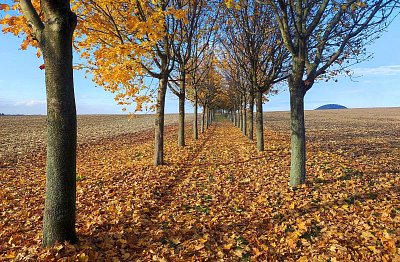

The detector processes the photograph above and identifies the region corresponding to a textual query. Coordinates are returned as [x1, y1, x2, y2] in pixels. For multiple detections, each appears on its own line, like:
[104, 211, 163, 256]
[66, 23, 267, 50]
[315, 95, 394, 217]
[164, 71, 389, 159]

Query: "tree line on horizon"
[1, 0, 398, 248]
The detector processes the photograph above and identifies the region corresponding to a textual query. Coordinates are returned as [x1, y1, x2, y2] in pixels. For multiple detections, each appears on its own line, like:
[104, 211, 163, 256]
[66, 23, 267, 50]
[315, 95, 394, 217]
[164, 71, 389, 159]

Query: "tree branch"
[20, 0, 44, 39]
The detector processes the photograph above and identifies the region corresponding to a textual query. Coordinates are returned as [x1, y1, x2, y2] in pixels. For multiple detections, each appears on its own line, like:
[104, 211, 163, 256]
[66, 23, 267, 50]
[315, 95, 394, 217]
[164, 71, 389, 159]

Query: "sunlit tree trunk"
[242, 95, 247, 136]
[255, 88, 264, 151]
[204, 106, 208, 129]
[236, 109, 240, 127]
[205, 107, 208, 128]
[154, 74, 168, 166]
[233, 110, 236, 125]
[239, 97, 243, 131]
[23, 0, 79, 247]
[193, 88, 198, 140]
[207, 107, 211, 127]
[201, 105, 205, 133]
[289, 57, 307, 188]
[208, 108, 212, 126]
[248, 85, 254, 140]
[178, 69, 186, 147]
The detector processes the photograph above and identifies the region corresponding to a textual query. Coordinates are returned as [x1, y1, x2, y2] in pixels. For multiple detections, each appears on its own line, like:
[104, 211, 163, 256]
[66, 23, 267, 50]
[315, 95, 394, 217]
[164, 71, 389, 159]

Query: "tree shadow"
[181, 155, 268, 169]
[311, 167, 366, 185]
[76, 124, 229, 260]
[74, 119, 400, 260]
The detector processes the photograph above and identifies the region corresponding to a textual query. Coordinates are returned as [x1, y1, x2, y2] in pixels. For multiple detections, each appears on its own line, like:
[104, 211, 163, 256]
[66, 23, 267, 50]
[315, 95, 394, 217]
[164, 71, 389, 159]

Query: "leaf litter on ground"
[0, 114, 399, 261]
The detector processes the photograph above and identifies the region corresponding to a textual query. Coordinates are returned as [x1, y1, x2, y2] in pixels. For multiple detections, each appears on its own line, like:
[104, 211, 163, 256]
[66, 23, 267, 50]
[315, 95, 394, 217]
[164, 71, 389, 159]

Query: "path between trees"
[1, 118, 399, 261]
[72, 118, 298, 261]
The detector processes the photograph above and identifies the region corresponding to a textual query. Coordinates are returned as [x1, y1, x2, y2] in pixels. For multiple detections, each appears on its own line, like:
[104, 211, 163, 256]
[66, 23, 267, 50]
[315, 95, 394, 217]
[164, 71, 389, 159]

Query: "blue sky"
[0, 15, 400, 115]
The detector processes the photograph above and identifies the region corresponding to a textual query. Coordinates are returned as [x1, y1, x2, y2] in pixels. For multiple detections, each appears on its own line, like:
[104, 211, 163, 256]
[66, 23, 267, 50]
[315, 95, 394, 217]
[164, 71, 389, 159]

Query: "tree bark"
[201, 106, 205, 133]
[255, 88, 264, 151]
[40, 5, 78, 247]
[154, 74, 168, 166]
[239, 100, 243, 131]
[207, 109, 210, 127]
[205, 106, 209, 128]
[209, 108, 212, 126]
[178, 69, 186, 147]
[248, 86, 254, 140]
[242, 97, 247, 136]
[206, 107, 209, 128]
[193, 89, 198, 140]
[209, 109, 211, 125]
[178, 93, 185, 146]
[289, 81, 306, 188]
[236, 109, 239, 127]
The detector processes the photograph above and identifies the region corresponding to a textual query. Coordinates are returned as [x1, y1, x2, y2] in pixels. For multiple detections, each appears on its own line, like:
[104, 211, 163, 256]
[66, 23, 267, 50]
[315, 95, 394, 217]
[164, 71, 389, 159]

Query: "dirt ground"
[0, 114, 193, 163]
[265, 107, 400, 164]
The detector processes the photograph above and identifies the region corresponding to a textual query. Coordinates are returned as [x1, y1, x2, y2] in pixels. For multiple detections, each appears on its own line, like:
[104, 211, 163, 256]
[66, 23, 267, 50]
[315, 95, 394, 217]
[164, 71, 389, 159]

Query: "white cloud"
[14, 99, 46, 107]
[353, 65, 400, 76]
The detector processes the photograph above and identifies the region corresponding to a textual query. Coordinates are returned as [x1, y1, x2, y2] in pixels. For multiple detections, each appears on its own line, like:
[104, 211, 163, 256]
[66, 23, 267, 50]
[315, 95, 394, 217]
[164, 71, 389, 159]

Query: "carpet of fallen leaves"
[1, 109, 400, 261]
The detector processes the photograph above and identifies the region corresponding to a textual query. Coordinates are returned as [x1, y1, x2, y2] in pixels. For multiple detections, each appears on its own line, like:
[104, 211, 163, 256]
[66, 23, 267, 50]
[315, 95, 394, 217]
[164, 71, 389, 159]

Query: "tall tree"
[169, 0, 217, 146]
[186, 45, 216, 139]
[265, 0, 399, 188]
[196, 59, 222, 130]
[73, 0, 184, 165]
[1, 0, 78, 246]
[222, 0, 288, 149]
[218, 53, 250, 133]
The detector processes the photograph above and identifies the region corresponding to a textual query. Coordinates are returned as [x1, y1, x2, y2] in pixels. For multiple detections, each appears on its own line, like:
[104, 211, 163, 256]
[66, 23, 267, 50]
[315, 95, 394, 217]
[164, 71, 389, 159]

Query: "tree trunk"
[193, 89, 198, 140]
[239, 107, 241, 129]
[207, 109, 210, 126]
[206, 107, 209, 128]
[255, 88, 264, 151]
[239, 101, 243, 131]
[154, 74, 167, 166]
[242, 97, 247, 136]
[248, 87, 254, 140]
[178, 93, 185, 146]
[210, 108, 212, 126]
[209, 108, 212, 126]
[205, 106, 209, 128]
[41, 8, 78, 247]
[289, 82, 306, 188]
[201, 106, 205, 133]
[178, 70, 186, 147]
[236, 109, 239, 127]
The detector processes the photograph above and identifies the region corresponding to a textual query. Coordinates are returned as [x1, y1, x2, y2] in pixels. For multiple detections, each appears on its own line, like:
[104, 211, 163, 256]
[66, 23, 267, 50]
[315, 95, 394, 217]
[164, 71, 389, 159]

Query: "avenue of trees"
[1, 0, 398, 247]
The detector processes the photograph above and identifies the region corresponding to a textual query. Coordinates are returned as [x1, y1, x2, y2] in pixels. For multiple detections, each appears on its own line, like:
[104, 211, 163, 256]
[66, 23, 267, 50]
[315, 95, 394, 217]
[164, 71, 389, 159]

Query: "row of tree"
[1, 0, 398, 248]
[213, 0, 398, 188]
[0, 0, 227, 247]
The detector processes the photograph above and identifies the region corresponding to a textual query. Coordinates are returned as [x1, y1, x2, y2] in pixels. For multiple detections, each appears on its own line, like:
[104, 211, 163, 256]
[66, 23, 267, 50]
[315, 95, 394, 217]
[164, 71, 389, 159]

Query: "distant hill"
[315, 104, 347, 110]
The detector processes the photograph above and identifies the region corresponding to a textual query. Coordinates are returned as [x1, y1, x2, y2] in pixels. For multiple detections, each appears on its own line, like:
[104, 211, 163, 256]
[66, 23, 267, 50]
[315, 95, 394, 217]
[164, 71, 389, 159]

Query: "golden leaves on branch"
[72, 0, 190, 112]
[1, 0, 190, 112]
[0, 4, 10, 11]
[0, 0, 41, 51]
